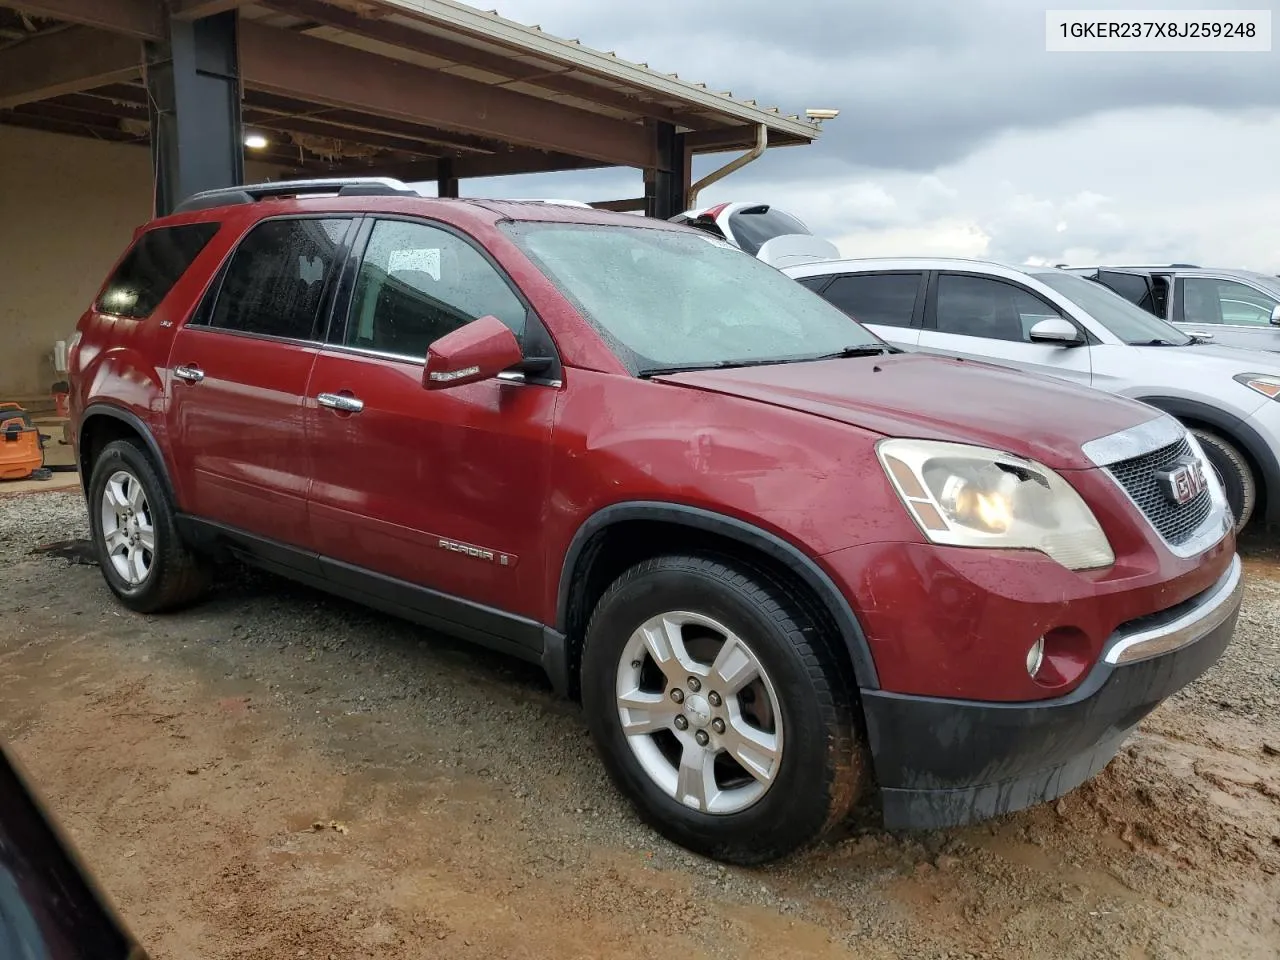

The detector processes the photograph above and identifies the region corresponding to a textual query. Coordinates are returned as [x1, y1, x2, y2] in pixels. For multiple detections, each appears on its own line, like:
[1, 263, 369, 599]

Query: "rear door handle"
[316, 392, 364, 414]
[173, 364, 204, 384]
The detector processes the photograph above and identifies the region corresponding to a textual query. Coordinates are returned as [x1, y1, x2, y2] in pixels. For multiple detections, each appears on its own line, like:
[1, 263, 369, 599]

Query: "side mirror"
[423, 314, 523, 390]
[1270, 304, 1280, 326]
[1028, 316, 1083, 345]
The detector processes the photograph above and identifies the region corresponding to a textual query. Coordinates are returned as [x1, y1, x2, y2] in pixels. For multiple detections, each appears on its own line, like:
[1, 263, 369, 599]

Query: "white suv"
[784, 257, 1280, 531]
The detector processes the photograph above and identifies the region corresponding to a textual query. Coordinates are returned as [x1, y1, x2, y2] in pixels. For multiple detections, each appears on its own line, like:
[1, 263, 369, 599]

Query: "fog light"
[1026, 637, 1045, 678]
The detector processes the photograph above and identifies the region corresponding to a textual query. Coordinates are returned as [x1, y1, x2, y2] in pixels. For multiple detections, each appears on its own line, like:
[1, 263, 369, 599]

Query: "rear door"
[807, 271, 925, 348]
[165, 215, 356, 550]
[1172, 275, 1280, 351]
[915, 272, 1093, 385]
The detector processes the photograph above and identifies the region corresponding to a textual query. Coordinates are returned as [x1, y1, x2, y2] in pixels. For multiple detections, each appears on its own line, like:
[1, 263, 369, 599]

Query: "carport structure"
[0, 0, 823, 217]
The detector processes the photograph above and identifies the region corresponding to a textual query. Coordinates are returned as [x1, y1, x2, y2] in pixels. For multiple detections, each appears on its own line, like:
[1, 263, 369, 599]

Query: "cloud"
[463, 1, 1280, 272]
[485, 0, 1280, 171]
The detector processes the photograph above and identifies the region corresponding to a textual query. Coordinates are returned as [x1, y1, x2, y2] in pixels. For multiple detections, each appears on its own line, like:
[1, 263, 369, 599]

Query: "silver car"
[1062, 265, 1280, 352]
[784, 257, 1280, 531]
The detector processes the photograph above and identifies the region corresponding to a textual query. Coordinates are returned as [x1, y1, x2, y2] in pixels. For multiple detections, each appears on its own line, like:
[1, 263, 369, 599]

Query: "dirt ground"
[1, 490, 1278, 960]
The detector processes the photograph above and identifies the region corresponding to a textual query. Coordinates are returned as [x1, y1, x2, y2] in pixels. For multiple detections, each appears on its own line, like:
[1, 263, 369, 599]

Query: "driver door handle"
[173, 364, 204, 384]
[316, 392, 364, 414]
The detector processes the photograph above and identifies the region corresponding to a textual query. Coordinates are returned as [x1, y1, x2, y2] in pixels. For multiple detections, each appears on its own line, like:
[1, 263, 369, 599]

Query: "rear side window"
[208, 218, 350, 340]
[96, 223, 220, 318]
[821, 273, 922, 327]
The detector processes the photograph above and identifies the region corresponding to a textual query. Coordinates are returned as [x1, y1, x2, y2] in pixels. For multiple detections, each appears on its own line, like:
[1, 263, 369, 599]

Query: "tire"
[86, 438, 210, 613]
[580, 554, 864, 865]
[1190, 428, 1256, 531]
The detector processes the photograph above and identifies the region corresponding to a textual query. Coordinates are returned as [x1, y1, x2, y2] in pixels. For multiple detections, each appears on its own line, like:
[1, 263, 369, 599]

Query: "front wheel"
[580, 554, 865, 864]
[1190, 428, 1256, 531]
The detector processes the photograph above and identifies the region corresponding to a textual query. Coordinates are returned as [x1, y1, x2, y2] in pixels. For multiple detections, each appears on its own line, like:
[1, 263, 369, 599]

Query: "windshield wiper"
[636, 344, 897, 378]
[1135, 338, 1185, 346]
[810, 344, 897, 360]
[636, 359, 762, 378]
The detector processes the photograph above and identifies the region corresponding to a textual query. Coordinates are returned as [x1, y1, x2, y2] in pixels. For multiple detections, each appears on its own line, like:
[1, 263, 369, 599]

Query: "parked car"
[786, 257, 1280, 532]
[669, 201, 839, 268]
[1062, 264, 1280, 352]
[70, 179, 1241, 864]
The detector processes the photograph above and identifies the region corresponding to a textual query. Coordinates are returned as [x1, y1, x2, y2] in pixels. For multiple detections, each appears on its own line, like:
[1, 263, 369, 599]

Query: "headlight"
[1234, 373, 1280, 400]
[877, 438, 1115, 571]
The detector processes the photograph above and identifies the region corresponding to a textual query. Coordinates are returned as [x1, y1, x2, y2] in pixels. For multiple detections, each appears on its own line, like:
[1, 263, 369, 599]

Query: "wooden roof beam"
[2, 0, 163, 40]
[0, 26, 142, 108]
[238, 20, 655, 169]
[258, 0, 690, 125]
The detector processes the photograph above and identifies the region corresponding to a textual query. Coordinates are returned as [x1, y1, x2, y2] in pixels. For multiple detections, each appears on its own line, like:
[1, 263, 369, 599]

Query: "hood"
[1159, 341, 1280, 367]
[656, 352, 1166, 470]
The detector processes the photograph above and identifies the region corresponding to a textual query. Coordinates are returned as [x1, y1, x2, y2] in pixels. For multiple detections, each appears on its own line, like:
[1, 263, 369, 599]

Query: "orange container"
[0, 403, 45, 481]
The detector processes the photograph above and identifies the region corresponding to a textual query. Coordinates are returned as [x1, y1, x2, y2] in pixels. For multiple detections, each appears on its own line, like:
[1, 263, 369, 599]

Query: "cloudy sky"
[464, 0, 1280, 272]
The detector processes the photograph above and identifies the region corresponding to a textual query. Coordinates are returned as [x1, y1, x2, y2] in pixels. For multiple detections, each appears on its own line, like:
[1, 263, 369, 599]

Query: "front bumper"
[861, 554, 1243, 830]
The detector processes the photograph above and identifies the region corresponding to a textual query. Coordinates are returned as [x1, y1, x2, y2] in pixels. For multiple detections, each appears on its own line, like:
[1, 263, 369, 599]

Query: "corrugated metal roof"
[327, 0, 824, 143]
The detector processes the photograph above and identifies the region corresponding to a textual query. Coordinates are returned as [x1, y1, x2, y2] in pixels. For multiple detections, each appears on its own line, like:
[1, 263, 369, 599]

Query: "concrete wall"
[0, 126, 277, 401]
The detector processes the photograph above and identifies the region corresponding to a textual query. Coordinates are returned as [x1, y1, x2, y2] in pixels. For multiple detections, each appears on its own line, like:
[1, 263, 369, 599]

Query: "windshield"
[504, 222, 883, 372]
[1031, 271, 1193, 345]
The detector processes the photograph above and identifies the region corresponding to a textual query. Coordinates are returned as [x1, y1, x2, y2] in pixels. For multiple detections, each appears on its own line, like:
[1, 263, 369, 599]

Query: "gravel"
[2, 488, 1278, 959]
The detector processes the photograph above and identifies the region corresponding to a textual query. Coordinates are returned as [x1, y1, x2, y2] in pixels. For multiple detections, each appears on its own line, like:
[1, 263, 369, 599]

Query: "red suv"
[68, 178, 1243, 864]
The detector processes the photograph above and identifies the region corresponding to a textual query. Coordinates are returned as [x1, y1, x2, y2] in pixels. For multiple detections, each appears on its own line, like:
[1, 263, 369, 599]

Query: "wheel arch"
[554, 502, 881, 699]
[1136, 395, 1277, 523]
[78, 405, 176, 504]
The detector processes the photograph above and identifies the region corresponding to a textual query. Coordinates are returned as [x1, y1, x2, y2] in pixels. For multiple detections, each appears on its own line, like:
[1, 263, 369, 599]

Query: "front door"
[304, 216, 558, 622]
[915, 272, 1093, 386]
[165, 216, 355, 549]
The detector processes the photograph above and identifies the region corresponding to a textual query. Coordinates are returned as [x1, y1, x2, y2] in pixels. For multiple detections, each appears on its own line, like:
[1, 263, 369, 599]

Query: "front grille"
[1106, 438, 1213, 546]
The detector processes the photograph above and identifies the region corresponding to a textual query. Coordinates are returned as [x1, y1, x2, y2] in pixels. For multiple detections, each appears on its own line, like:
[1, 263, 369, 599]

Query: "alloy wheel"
[99, 469, 155, 586]
[614, 610, 784, 815]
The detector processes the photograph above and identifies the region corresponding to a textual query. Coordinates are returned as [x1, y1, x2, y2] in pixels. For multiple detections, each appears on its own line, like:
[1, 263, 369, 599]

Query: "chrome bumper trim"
[1104, 554, 1243, 665]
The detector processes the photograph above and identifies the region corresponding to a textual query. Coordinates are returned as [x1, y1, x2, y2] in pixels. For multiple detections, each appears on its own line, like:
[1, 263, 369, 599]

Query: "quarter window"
[821, 273, 921, 328]
[345, 219, 526, 359]
[208, 218, 350, 340]
[1181, 277, 1279, 326]
[935, 275, 1063, 343]
[96, 222, 220, 319]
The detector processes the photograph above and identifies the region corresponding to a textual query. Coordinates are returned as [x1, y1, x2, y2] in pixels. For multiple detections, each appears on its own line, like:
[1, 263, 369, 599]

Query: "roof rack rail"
[173, 177, 422, 214]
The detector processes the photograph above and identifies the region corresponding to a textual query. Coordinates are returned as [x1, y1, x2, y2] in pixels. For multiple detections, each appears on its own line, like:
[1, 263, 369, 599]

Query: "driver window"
[1181, 277, 1276, 327]
[346, 220, 526, 359]
[935, 275, 1064, 343]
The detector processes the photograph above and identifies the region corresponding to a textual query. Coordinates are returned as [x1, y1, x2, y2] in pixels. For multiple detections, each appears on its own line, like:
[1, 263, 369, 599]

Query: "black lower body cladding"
[860, 559, 1242, 830]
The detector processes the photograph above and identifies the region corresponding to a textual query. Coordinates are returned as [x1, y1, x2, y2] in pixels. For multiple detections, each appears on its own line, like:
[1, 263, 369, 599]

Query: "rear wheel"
[1190, 428, 1255, 531]
[580, 554, 864, 864]
[86, 439, 210, 612]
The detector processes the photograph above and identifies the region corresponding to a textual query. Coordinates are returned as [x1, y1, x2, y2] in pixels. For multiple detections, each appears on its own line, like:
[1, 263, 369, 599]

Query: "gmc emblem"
[1155, 457, 1208, 506]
